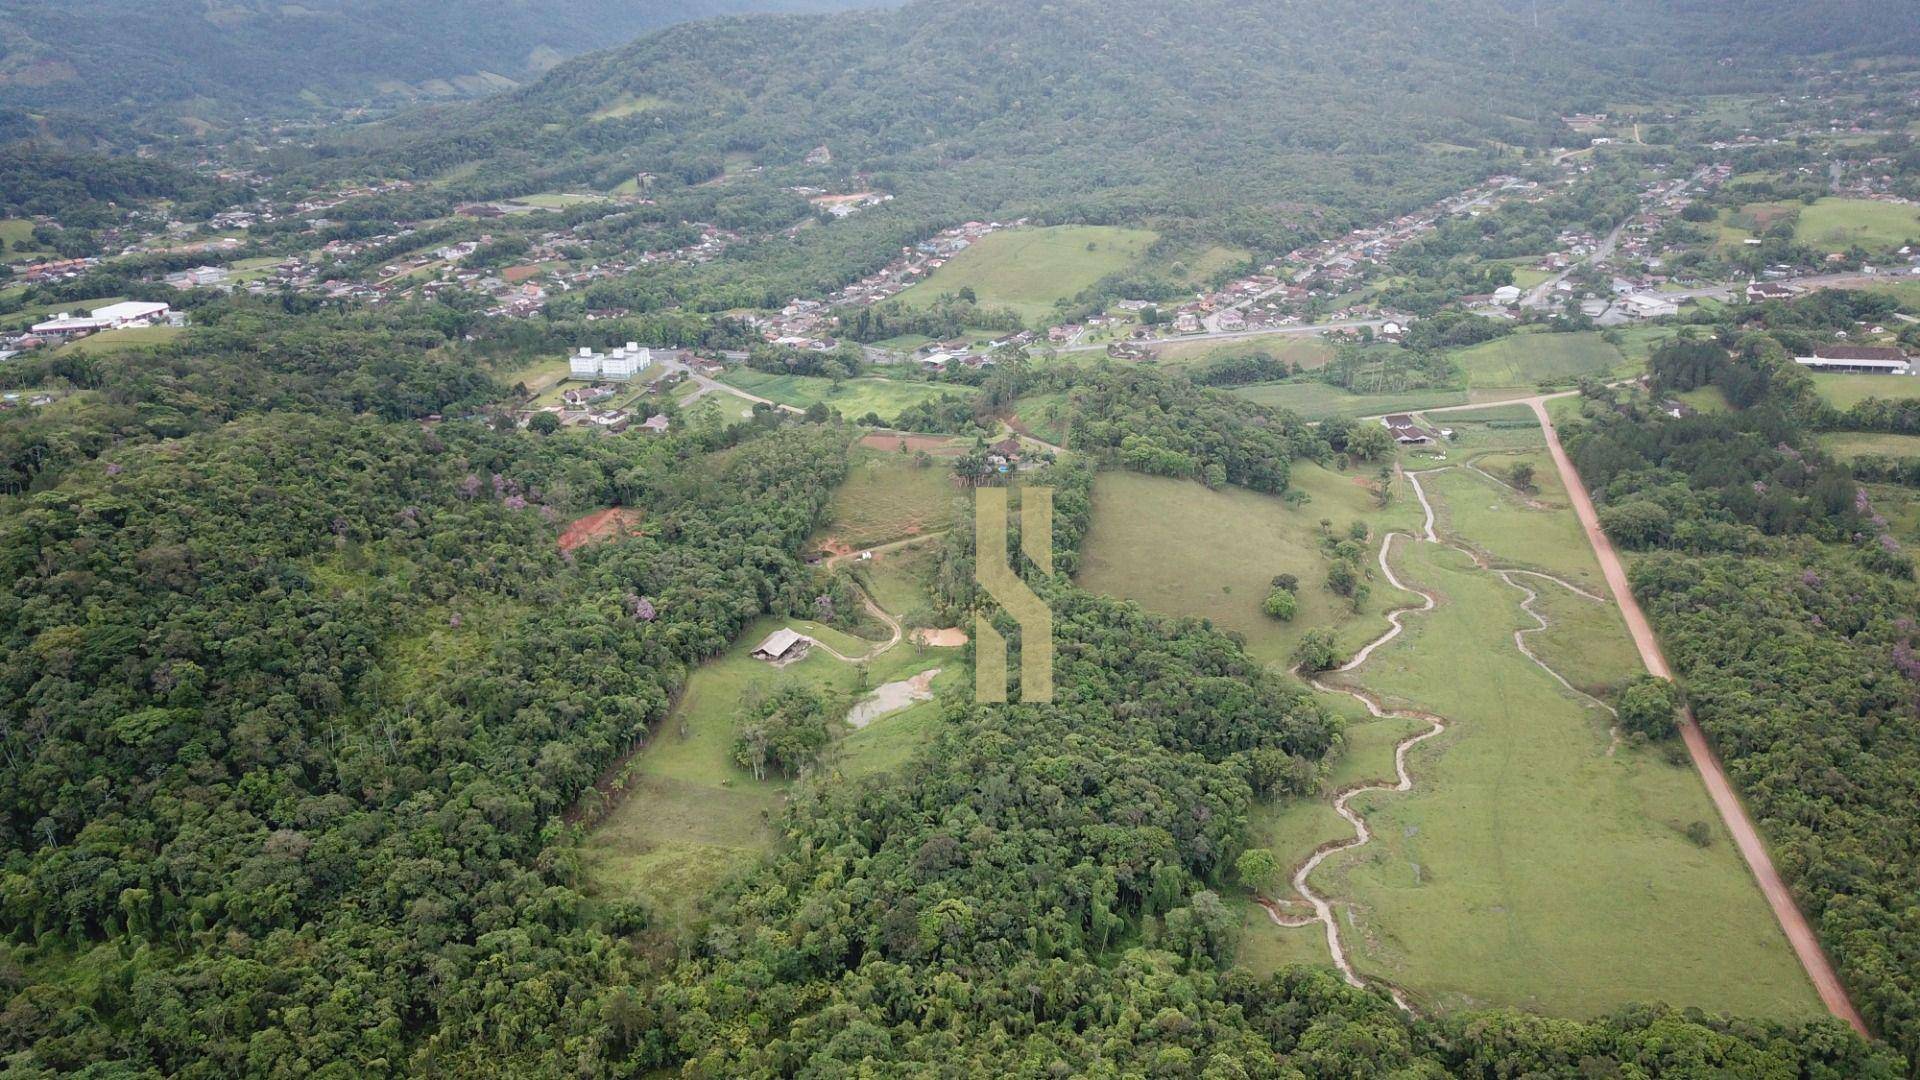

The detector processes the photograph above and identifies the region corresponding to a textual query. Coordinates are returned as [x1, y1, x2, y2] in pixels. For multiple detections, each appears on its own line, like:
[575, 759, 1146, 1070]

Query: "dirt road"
[1529, 398, 1869, 1036]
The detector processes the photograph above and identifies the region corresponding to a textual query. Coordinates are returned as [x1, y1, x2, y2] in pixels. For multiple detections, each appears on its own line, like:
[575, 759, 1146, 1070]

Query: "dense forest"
[0, 324, 1898, 1071]
[1569, 332, 1920, 1065]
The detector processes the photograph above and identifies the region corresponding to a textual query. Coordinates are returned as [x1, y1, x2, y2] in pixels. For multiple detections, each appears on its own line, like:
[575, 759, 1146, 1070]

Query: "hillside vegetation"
[0, 0, 885, 130]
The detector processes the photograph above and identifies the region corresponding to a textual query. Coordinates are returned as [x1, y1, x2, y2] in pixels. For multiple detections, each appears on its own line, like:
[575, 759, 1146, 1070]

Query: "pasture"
[814, 445, 964, 552]
[1819, 431, 1920, 460]
[1231, 382, 1472, 420]
[893, 225, 1158, 324]
[1808, 372, 1920, 410]
[1294, 478, 1823, 1019]
[52, 325, 184, 357]
[1794, 197, 1920, 251]
[0, 219, 50, 258]
[1076, 465, 1425, 668]
[719, 370, 975, 422]
[1152, 333, 1336, 371]
[1450, 329, 1665, 389]
[583, 611, 962, 930]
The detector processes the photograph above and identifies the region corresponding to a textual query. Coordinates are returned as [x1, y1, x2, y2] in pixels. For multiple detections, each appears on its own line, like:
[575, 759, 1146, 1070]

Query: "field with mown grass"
[893, 225, 1158, 324]
[1076, 464, 1425, 669]
[1794, 197, 1920, 251]
[813, 445, 964, 552]
[719, 369, 975, 422]
[1287, 467, 1824, 1019]
[1808, 372, 1920, 410]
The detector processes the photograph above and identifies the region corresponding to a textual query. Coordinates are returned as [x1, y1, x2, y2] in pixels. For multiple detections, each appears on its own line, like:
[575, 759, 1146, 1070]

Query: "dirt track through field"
[1284, 466, 1653, 1013]
[1528, 399, 1869, 1036]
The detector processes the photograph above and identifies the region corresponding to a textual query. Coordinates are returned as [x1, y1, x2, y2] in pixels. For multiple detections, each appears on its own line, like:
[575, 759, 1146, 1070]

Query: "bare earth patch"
[559, 508, 645, 553]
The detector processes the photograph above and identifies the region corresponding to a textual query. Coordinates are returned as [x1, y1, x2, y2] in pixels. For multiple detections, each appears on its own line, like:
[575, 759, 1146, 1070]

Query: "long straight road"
[1527, 397, 1870, 1037]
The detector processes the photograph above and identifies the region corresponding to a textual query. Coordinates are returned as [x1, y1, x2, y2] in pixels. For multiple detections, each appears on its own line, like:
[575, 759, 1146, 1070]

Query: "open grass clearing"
[1305, 518, 1822, 1019]
[1450, 329, 1664, 389]
[893, 225, 1158, 324]
[583, 611, 963, 930]
[1808, 372, 1920, 410]
[813, 445, 964, 552]
[1152, 333, 1336, 371]
[1231, 382, 1472, 421]
[0, 219, 51, 259]
[1794, 197, 1920, 251]
[1674, 384, 1732, 414]
[590, 94, 674, 121]
[1076, 465, 1424, 669]
[51, 325, 183, 357]
[1819, 431, 1920, 460]
[719, 369, 975, 422]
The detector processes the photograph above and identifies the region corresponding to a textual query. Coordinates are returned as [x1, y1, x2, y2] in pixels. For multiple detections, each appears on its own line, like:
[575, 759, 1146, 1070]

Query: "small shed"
[752, 628, 810, 663]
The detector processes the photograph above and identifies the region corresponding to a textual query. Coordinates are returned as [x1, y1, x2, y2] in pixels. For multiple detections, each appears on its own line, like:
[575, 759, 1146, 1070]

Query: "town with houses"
[7, 82, 1920, 409]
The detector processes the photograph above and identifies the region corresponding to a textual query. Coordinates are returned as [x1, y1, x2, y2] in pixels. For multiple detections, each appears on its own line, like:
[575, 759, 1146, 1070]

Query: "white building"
[1792, 345, 1910, 375]
[29, 314, 110, 338]
[1621, 294, 1679, 319]
[569, 347, 605, 380]
[601, 342, 652, 381]
[92, 301, 172, 327]
[568, 342, 653, 381]
[1492, 285, 1523, 305]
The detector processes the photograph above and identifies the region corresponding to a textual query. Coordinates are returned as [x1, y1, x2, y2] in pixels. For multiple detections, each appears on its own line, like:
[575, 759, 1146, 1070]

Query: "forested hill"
[0, 0, 886, 129]
[335, 0, 1920, 243]
[344, 0, 1587, 227]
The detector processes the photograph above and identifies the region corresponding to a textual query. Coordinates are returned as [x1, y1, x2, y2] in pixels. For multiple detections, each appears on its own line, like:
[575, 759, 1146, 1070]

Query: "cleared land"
[1794, 197, 1920, 251]
[0, 219, 50, 258]
[1231, 382, 1472, 420]
[813, 445, 963, 552]
[1450, 330, 1659, 389]
[1808, 372, 1920, 410]
[894, 225, 1158, 324]
[1819, 431, 1920, 460]
[718, 370, 975, 422]
[1076, 465, 1425, 668]
[584, 602, 964, 930]
[1152, 334, 1336, 371]
[51, 325, 184, 356]
[1291, 469, 1823, 1019]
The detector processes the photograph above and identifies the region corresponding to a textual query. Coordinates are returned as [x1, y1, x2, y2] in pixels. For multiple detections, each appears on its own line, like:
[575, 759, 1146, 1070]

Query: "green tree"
[1262, 587, 1298, 621]
[1617, 674, 1680, 739]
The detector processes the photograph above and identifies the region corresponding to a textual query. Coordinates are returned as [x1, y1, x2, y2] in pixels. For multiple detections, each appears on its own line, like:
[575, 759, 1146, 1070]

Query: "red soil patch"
[558, 508, 644, 553]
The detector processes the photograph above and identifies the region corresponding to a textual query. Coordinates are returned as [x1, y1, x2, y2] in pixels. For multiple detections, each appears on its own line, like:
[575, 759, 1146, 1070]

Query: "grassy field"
[1292, 482, 1823, 1019]
[1819, 431, 1920, 460]
[1009, 391, 1072, 445]
[813, 445, 963, 551]
[1231, 382, 1473, 420]
[1808, 372, 1920, 410]
[719, 370, 975, 422]
[583, 607, 963, 931]
[590, 94, 673, 121]
[51, 325, 184, 357]
[1076, 465, 1425, 668]
[0, 219, 50, 259]
[1152, 333, 1336, 371]
[1794, 197, 1920, 251]
[1674, 384, 1732, 414]
[894, 225, 1158, 324]
[1450, 329, 1667, 389]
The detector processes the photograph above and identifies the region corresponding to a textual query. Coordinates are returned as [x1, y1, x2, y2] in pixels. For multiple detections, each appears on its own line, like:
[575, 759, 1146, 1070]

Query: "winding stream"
[1281, 466, 1617, 1012]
